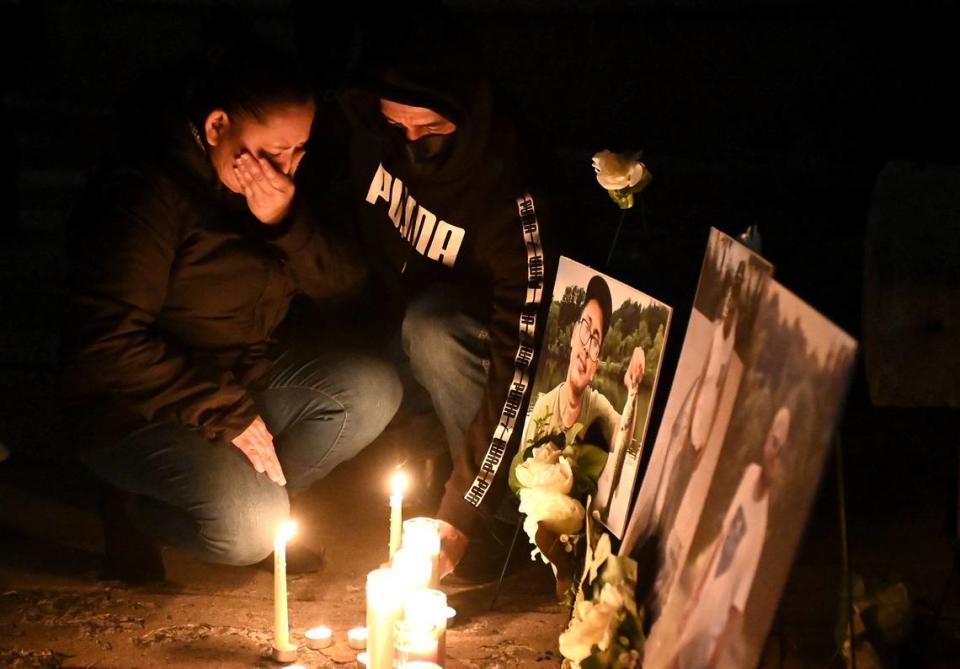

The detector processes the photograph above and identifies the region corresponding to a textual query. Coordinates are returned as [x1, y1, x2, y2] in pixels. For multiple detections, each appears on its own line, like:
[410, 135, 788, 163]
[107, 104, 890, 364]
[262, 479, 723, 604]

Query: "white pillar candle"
[401, 517, 441, 587]
[347, 626, 368, 650]
[366, 568, 404, 669]
[304, 625, 333, 649]
[389, 470, 408, 560]
[273, 520, 298, 661]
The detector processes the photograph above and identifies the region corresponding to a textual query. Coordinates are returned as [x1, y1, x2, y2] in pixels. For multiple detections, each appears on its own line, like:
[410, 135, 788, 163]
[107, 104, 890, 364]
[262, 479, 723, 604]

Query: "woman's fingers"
[260, 446, 287, 486]
[239, 440, 266, 474]
[257, 157, 288, 191]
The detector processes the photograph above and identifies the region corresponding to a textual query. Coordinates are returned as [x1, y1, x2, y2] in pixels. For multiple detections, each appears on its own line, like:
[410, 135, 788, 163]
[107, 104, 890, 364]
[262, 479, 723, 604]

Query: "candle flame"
[276, 519, 297, 544]
[390, 469, 408, 496]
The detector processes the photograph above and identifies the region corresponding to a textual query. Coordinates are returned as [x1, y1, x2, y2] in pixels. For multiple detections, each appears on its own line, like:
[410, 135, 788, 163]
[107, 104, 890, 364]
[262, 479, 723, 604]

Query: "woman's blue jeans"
[81, 348, 402, 566]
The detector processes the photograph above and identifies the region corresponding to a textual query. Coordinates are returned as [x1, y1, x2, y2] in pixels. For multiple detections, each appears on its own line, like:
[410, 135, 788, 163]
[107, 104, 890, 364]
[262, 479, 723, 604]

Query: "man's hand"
[233, 152, 297, 225]
[437, 519, 469, 578]
[623, 346, 646, 391]
[231, 415, 286, 486]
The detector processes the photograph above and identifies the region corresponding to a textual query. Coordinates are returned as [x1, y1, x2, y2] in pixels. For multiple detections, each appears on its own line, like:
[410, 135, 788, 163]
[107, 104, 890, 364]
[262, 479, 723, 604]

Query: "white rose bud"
[515, 453, 574, 494]
[592, 150, 645, 191]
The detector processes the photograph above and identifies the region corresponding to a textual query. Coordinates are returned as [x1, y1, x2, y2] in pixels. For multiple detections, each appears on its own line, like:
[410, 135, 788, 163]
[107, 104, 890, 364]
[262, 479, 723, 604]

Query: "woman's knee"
[342, 354, 403, 442]
[199, 483, 290, 566]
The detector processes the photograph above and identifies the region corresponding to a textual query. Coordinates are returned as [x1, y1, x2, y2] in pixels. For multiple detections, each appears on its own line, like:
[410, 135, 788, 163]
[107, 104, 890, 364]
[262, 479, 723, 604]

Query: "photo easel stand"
[835, 431, 857, 669]
[490, 516, 524, 610]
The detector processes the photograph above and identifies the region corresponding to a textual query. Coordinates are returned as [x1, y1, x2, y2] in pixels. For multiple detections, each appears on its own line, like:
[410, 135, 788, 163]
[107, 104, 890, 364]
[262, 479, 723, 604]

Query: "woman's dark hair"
[184, 35, 314, 132]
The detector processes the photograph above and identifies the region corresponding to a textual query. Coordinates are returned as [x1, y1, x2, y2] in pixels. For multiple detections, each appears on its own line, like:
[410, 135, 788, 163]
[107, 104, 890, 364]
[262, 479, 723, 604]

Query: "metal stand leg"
[490, 517, 524, 610]
[836, 431, 856, 669]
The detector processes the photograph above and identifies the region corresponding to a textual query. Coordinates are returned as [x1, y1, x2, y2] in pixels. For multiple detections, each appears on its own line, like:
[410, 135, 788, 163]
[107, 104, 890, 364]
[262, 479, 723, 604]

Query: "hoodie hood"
[339, 28, 502, 187]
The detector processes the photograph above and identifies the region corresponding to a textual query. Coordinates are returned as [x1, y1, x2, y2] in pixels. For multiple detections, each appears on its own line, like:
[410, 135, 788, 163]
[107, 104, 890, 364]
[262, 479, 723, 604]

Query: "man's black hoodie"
[335, 33, 559, 538]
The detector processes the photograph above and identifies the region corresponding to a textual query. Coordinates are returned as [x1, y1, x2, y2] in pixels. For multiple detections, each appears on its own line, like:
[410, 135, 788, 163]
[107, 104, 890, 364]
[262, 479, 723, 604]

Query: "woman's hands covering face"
[232, 152, 301, 225]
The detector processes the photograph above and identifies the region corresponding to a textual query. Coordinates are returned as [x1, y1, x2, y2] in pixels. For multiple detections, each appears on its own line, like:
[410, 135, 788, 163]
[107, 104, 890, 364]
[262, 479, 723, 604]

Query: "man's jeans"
[81, 348, 402, 566]
[400, 287, 490, 460]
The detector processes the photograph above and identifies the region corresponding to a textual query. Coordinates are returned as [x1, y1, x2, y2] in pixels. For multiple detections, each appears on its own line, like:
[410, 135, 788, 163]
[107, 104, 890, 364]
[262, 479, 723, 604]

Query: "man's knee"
[401, 299, 463, 374]
[200, 483, 290, 566]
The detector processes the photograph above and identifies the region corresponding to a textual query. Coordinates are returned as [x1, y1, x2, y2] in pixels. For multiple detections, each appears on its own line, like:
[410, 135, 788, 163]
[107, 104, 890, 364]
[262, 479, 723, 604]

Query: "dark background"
[1, 0, 957, 663]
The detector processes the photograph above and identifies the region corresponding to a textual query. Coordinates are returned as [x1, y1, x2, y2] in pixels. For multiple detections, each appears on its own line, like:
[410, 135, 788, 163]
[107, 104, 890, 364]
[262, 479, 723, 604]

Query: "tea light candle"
[356, 651, 369, 667]
[366, 568, 404, 669]
[347, 626, 368, 650]
[389, 470, 408, 560]
[272, 520, 298, 663]
[401, 517, 441, 587]
[304, 625, 333, 649]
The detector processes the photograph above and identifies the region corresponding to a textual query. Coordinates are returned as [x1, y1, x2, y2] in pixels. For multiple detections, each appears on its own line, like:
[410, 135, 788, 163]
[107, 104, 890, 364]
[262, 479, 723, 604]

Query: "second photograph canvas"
[520, 257, 672, 538]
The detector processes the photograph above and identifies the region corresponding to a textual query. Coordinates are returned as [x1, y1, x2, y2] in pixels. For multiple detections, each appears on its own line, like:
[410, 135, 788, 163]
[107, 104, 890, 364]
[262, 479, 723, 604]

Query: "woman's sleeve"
[67, 170, 257, 442]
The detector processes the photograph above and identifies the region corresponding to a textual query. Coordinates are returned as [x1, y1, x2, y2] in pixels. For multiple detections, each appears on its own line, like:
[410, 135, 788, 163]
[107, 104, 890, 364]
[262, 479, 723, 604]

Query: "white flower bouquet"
[559, 511, 645, 669]
[509, 418, 608, 601]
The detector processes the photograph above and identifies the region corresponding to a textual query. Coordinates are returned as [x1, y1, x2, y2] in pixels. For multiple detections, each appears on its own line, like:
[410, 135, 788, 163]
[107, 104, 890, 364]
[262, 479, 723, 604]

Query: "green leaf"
[873, 581, 911, 645]
[507, 443, 534, 496]
[566, 443, 608, 499]
[565, 422, 586, 446]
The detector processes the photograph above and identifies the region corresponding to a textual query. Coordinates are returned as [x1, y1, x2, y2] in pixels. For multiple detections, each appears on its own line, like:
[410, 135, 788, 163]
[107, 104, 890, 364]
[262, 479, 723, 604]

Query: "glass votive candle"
[401, 518, 441, 587]
[392, 547, 433, 593]
[394, 620, 440, 666]
[404, 589, 448, 666]
[348, 626, 368, 650]
[304, 625, 333, 649]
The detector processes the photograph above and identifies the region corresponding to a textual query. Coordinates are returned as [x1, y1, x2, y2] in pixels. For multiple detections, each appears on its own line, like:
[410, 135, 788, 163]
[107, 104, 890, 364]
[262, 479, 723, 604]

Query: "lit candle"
[389, 470, 408, 560]
[401, 517, 441, 587]
[304, 625, 333, 650]
[394, 620, 440, 665]
[348, 626, 368, 650]
[392, 548, 433, 593]
[366, 568, 404, 669]
[404, 589, 449, 667]
[273, 520, 298, 663]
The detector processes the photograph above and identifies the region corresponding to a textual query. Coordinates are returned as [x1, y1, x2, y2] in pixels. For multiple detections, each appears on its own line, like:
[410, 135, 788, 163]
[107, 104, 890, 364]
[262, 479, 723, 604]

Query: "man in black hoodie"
[325, 16, 559, 576]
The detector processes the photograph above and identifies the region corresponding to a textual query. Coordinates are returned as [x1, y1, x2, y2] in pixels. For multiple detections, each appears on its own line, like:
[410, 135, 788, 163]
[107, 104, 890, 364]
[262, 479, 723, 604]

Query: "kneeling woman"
[62, 44, 401, 580]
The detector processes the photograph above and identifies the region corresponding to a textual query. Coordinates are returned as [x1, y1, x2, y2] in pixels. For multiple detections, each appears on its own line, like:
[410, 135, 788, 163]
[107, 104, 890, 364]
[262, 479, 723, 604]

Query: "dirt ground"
[0, 420, 569, 669]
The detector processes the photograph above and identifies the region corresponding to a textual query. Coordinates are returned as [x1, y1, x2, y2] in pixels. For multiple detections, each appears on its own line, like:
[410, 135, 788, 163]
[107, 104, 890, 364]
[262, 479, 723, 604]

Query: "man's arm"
[435, 193, 554, 554]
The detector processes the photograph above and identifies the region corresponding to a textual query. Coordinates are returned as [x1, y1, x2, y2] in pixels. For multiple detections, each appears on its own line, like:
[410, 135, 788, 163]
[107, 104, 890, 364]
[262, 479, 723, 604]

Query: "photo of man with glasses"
[520, 274, 646, 482]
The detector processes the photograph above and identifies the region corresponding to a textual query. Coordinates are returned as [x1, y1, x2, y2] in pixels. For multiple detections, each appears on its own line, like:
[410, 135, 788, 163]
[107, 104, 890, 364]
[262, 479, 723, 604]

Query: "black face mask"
[383, 124, 456, 178]
[404, 133, 455, 164]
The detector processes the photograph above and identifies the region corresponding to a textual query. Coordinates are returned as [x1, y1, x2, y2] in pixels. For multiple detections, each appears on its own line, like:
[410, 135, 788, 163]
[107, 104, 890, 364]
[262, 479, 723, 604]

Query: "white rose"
[515, 453, 573, 494]
[597, 581, 630, 611]
[531, 442, 561, 464]
[518, 488, 585, 541]
[592, 150, 645, 191]
[558, 598, 619, 665]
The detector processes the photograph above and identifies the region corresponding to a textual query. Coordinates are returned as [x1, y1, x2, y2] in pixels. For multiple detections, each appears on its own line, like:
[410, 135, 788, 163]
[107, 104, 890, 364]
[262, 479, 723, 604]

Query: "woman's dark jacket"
[61, 119, 361, 450]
